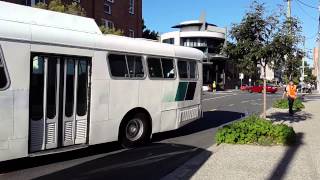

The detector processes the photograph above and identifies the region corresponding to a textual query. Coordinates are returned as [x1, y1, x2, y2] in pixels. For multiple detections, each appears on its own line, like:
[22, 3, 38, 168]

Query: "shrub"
[272, 98, 304, 110]
[215, 115, 296, 145]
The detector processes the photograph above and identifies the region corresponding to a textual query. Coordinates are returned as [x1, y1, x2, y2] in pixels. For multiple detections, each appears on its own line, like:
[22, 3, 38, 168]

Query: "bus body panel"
[0, 1, 204, 162]
[0, 41, 31, 162]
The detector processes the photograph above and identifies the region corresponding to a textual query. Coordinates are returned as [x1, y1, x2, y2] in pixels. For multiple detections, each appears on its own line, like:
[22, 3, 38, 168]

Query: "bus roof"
[0, 1, 101, 35]
[0, 1, 203, 61]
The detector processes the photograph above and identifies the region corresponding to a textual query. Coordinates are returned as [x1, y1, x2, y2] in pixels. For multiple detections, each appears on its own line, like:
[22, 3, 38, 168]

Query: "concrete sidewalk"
[164, 95, 320, 180]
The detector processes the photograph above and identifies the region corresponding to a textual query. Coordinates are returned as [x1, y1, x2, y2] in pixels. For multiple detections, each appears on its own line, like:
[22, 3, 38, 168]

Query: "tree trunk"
[262, 65, 267, 119]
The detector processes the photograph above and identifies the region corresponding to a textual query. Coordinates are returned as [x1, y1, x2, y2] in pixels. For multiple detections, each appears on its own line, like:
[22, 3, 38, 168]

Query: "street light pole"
[287, 0, 291, 19]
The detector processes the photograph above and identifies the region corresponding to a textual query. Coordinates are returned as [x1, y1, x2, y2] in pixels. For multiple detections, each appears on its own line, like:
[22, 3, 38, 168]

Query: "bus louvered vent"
[76, 119, 87, 140]
[46, 123, 56, 144]
[64, 121, 73, 142]
[30, 120, 44, 152]
[180, 107, 199, 122]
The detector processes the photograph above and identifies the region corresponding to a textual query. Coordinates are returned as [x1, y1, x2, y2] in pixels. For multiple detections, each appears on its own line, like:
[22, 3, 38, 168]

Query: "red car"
[249, 84, 278, 93]
[240, 84, 252, 91]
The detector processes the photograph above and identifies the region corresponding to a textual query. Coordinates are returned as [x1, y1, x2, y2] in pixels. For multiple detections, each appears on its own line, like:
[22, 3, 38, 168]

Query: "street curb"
[161, 145, 222, 180]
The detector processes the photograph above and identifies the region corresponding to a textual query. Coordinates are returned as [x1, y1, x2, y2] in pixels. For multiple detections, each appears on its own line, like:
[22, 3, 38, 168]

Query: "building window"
[103, 19, 114, 29]
[129, 29, 135, 38]
[129, 0, 134, 14]
[107, 0, 114, 2]
[104, 2, 111, 15]
[0, 45, 10, 90]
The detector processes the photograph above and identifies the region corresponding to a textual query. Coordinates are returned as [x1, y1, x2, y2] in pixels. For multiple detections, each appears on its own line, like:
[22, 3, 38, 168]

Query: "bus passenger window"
[127, 55, 144, 78]
[46, 57, 57, 119]
[161, 58, 175, 79]
[30, 56, 45, 120]
[65, 59, 75, 117]
[178, 61, 188, 79]
[0, 67, 7, 89]
[77, 59, 88, 116]
[108, 54, 128, 77]
[0, 46, 9, 90]
[189, 61, 197, 79]
[147, 58, 163, 78]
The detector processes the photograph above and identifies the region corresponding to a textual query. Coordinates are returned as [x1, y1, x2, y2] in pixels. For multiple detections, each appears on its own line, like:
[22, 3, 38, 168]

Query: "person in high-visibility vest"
[212, 81, 216, 93]
[283, 80, 297, 115]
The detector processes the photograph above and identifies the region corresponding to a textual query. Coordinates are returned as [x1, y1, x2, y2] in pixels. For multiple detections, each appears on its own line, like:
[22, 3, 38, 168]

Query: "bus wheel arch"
[118, 107, 152, 148]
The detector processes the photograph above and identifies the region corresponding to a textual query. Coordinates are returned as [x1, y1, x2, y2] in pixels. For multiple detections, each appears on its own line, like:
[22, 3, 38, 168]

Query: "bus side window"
[189, 61, 197, 79]
[161, 58, 175, 79]
[127, 55, 144, 78]
[0, 45, 10, 90]
[177, 60, 188, 79]
[108, 54, 128, 78]
[147, 57, 163, 78]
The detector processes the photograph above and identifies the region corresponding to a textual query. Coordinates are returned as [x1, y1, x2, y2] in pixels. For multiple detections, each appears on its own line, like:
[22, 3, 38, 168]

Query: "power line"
[295, 0, 319, 21]
[295, 0, 318, 9]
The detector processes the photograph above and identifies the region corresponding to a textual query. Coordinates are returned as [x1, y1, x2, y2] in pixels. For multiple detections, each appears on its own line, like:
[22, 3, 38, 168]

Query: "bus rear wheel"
[120, 113, 150, 148]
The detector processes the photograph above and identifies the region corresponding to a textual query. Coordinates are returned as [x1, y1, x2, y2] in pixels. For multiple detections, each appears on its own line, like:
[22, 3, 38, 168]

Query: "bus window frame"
[146, 55, 177, 81]
[0, 45, 11, 91]
[107, 52, 147, 80]
[177, 58, 199, 81]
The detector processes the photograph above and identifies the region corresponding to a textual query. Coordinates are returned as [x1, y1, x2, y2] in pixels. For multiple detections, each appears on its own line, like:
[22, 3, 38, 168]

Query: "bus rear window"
[0, 46, 9, 90]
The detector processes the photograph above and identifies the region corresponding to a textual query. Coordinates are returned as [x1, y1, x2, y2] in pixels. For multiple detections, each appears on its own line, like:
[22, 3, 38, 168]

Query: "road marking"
[228, 104, 234, 107]
[202, 94, 235, 101]
[210, 109, 217, 111]
[241, 100, 249, 103]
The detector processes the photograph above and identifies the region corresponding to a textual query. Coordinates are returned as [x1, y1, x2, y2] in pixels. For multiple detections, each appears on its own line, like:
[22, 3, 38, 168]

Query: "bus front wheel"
[120, 113, 150, 148]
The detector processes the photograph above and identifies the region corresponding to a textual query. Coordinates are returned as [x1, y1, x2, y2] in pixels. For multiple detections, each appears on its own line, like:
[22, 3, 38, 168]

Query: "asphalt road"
[0, 90, 283, 180]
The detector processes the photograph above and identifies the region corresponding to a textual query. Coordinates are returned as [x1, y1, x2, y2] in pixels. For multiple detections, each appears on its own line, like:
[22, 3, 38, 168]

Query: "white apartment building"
[160, 18, 237, 89]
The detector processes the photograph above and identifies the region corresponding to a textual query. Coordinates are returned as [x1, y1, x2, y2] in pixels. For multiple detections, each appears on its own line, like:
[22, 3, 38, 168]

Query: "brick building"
[2, 0, 143, 37]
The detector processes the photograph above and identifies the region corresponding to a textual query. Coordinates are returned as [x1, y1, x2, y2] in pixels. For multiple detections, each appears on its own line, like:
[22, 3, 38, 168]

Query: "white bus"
[0, 2, 203, 162]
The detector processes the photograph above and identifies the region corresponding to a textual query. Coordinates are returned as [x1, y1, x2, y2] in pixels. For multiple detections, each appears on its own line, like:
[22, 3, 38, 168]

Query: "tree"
[34, 0, 123, 35]
[142, 19, 159, 40]
[99, 26, 124, 36]
[224, 1, 302, 118]
[34, 0, 86, 16]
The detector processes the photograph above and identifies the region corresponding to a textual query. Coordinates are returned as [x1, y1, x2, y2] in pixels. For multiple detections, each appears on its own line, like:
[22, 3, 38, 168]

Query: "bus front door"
[29, 55, 90, 153]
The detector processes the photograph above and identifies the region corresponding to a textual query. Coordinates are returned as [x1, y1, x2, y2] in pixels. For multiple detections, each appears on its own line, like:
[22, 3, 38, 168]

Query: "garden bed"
[215, 115, 296, 146]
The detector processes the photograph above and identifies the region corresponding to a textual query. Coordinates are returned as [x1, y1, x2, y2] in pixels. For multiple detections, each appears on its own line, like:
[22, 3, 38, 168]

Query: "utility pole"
[317, 1, 320, 92]
[287, 0, 291, 19]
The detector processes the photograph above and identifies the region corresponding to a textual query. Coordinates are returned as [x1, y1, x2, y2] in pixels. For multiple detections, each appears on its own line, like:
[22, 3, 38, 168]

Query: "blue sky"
[143, 0, 318, 64]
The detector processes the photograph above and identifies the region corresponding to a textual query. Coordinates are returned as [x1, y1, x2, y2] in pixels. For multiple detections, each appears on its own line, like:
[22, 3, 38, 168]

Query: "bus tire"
[120, 113, 150, 148]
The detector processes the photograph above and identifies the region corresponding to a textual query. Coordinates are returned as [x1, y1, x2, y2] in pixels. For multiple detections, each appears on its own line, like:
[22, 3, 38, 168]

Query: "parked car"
[240, 84, 251, 91]
[249, 84, 278, 93]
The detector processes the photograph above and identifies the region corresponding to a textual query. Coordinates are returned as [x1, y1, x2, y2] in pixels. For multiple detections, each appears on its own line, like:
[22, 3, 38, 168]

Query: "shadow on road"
[153, 111, 245, 142]
[2, 143, 212, 180]
[267, 133, 304, 180]
[0, 142, 122, 173]
[267, 111, 312, 123]
[0, 110, 243, 178]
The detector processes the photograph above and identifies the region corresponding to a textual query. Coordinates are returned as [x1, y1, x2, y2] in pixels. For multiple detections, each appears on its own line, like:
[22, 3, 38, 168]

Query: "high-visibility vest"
[286, 85, 297, 99]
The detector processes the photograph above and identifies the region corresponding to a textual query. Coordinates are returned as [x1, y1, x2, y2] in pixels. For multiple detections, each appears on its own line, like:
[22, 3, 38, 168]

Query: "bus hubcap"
[126, 118, 144, 141]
